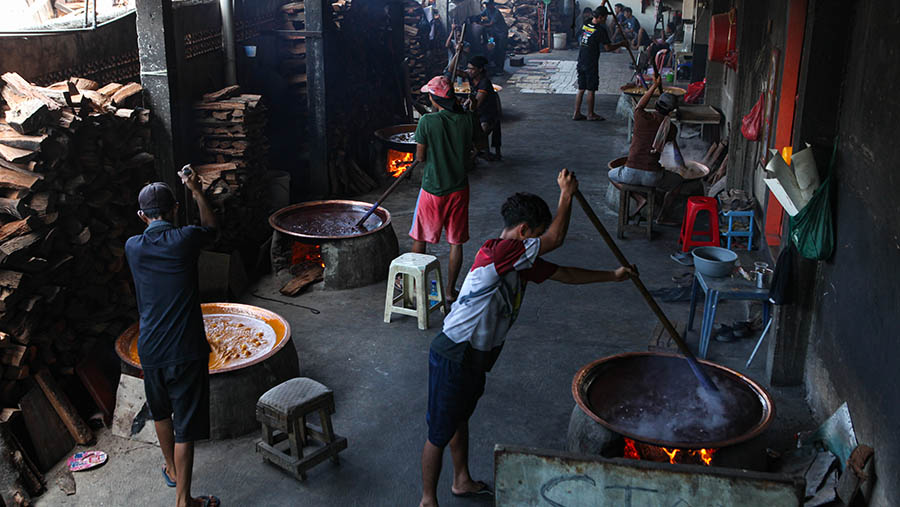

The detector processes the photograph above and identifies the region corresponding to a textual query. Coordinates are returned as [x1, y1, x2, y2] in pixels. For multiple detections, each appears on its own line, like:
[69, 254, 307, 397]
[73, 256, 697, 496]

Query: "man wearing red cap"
[411, 75, 476, 302]
[125, 167, 220, 507]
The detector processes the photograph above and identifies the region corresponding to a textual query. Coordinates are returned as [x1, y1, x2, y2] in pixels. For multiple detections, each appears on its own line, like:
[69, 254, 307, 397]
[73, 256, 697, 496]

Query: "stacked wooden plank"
[403, 1, 428, 100]
[506, 0, 560, 54]
[0, 71, 155, 496]
[192, 86, 270, 253]
[278, 2, 308, 101]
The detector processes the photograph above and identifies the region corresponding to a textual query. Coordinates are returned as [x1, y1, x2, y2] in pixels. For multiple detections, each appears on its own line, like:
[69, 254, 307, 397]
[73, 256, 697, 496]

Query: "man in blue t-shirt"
[573, 7, 628, 121]
[125, 167, 219, 507]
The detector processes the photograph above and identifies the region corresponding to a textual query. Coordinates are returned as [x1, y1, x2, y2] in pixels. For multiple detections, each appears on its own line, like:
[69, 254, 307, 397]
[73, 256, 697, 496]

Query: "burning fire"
[623, 438, 717, 466]
[387, 150, 414, 178]
[291, 242, 324, 268]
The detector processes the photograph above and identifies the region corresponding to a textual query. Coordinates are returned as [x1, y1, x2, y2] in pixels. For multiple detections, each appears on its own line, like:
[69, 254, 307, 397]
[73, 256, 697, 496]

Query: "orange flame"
[623, 438, 717, 466]
[291, 243, 324, 268]
[387, 150, 414, 178]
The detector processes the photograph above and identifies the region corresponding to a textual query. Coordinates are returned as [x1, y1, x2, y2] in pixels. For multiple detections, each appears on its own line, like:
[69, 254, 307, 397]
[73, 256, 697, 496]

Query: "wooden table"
[623, 94, 722, 143]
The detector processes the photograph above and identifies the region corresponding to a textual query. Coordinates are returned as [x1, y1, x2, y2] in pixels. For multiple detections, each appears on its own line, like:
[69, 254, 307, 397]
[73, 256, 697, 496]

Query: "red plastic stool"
[679, 196, 721, 252]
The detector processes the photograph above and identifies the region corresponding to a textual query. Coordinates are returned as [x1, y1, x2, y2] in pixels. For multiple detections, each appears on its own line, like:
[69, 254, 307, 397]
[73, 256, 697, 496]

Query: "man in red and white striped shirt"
[419, 169, 634, 506]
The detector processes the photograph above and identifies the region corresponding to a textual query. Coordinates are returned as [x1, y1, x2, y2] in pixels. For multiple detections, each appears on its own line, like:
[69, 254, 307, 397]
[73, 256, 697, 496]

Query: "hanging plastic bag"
[684, 79, 705, 104]
[768, 240, 796, 305]
[741, 92, 764, 141]
[788, 141, 837, 260]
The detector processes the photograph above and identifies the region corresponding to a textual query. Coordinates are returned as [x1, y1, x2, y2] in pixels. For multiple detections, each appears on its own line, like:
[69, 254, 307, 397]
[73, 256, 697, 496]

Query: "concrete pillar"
[306, 0, 329, 197]
[134, 0, 184, 192]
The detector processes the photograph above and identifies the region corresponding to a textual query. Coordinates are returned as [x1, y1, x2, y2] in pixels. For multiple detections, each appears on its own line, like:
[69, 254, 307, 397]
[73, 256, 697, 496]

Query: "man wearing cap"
[610, 75, 685, 221]
[573, 7, 628, 121]
[125, 168, 219, 507]
[412, 76, 476, 303]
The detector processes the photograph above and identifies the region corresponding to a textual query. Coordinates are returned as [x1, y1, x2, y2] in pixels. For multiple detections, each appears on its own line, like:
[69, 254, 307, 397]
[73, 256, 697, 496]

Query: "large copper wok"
[572, 352, 774, 449]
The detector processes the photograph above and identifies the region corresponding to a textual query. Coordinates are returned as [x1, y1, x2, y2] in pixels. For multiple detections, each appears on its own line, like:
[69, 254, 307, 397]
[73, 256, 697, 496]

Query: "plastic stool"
[679, 196, 720, 252]
[722, 210, 755, 250]
[384, 253, 447, 330]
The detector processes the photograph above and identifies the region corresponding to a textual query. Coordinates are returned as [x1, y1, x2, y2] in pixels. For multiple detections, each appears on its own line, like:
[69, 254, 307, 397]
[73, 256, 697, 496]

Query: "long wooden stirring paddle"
[574, 190, 718, 391]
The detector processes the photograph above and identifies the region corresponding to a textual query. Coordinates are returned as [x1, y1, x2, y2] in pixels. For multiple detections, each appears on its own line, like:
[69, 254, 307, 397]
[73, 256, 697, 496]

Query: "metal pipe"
[93, 0, 98, 28]
[220, 0, 237, 85]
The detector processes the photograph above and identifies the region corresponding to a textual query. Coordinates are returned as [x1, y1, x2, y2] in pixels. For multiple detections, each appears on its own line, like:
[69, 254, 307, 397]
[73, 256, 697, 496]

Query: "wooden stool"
[616, 183, 656, 240]
[256, 378, 348, 480]
[384, 253, 447, 330]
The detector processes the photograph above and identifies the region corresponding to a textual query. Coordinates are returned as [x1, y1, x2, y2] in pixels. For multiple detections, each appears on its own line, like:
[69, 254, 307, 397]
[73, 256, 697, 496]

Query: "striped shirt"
[431, 237, 558, 371]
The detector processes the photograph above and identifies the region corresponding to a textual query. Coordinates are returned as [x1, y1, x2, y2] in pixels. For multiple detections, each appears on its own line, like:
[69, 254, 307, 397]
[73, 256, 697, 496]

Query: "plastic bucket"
[553, 32, 567, 50]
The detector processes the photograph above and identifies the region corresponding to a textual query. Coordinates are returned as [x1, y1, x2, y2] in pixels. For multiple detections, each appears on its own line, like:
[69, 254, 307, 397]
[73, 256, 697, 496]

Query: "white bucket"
[266, 170, 291, 210]
[553, 32, 567, 50]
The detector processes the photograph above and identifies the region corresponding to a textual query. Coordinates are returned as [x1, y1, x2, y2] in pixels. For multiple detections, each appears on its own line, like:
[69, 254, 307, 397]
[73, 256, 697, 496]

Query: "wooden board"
[19, 385, 75, 472]
[494, 445, 804, 507]
[34, 370, 92, 444]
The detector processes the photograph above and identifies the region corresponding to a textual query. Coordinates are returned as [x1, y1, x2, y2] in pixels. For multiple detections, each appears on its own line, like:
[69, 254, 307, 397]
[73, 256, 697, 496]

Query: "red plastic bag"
[741, 92, 764, 141]
[684, 79, 705, 104]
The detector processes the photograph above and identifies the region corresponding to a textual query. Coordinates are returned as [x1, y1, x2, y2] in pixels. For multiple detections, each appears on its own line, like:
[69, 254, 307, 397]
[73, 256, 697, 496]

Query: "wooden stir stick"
[574, 190, 718, 391]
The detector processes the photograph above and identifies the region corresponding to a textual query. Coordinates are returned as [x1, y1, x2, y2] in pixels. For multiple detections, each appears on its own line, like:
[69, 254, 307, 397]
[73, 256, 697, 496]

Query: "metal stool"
[256, 378, 348, 481]
[384, 253, 447, 330]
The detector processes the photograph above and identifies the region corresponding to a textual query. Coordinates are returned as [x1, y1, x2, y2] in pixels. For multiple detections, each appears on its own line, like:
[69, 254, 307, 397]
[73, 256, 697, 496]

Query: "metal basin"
[115, 303, 292, 374]
[268, 200, 392, 243]
[572, 352, 774, 449]
[373, 124, 417, 153]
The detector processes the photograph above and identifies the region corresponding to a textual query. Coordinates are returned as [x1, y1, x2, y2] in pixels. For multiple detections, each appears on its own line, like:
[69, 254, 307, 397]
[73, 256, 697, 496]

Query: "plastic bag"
[768, 241, 796, 305]
[741, 93, 764, 141]
[684, 79, 705, 104]
[790, 176, 834, 260]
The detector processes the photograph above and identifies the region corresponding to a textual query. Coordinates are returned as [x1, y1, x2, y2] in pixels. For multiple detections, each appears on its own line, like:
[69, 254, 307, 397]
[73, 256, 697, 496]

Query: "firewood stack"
[0, 71, 155, 497]
[192, 86, 270, 253]
[278, 2, 309, 102]
[506, 0, 560, 54]
[403, 1, 428, 101]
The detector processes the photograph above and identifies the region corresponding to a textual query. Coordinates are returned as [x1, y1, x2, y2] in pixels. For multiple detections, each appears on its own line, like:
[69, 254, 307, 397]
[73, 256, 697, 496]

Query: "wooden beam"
[34, 370, 93, 445]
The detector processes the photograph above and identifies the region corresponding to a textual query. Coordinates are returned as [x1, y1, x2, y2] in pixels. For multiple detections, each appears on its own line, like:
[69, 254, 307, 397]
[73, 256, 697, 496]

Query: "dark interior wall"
[722, 0, 787, 197]
[0, 13, 139, 85]
[797, 0, 900, 503]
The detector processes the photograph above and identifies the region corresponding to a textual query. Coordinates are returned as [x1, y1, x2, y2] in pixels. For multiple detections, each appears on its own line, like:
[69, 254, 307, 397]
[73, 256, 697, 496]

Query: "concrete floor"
[38, 50, 814, 506]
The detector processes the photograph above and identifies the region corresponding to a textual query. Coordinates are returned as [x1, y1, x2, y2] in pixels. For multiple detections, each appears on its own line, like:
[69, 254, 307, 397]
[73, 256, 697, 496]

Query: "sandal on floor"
[670, 252, 694, 266]
[198, 495, 221, 507]
[572, 114, 586, 121]
[732, 321, 753, 338]
[714, 324, 736, 342]
[162, 466, 176, 488]
[452, 482, 493, 498]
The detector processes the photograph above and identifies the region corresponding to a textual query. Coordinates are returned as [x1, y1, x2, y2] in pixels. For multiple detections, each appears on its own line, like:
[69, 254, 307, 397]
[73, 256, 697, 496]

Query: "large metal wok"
[268, 200, 392, 243]
[572, 352, 774, 449]
[373, 124, 417, 153]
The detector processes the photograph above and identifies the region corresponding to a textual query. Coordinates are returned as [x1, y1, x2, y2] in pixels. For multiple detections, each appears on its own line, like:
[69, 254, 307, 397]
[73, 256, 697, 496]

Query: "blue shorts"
[426, 348, 485, 448]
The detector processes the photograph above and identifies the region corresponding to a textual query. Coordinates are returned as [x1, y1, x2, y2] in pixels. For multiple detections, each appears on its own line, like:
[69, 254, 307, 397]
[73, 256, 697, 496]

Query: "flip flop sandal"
[714, 324, 736, 342]
[198, 495, 221, 507]
[670, 252, 694, 266]
[452, 483, 493, 498]
[162, 466, 176, 488]
[732, 321, 753, 338]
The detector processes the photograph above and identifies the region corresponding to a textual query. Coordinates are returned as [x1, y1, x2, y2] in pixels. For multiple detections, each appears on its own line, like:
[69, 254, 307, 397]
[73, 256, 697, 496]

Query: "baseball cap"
[420, 76, 453, 99]
[138, 182, 176, 213]
[656, 92, 679, 114]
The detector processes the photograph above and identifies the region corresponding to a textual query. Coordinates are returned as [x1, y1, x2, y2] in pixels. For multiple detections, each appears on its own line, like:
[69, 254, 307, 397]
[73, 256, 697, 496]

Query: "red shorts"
[409, 187, 469, 245]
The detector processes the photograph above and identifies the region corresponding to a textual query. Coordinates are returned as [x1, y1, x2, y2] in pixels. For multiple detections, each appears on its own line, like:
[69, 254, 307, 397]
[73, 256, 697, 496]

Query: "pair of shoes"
[714, 324, 736, 342]
[670, 252, 693, 266]
[452, 482, 493, 498]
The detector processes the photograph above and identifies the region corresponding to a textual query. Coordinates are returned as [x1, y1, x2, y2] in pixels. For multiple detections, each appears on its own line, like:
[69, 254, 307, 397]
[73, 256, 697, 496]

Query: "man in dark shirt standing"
[573, 7, 628, 121]
[125, 167, 219, 507]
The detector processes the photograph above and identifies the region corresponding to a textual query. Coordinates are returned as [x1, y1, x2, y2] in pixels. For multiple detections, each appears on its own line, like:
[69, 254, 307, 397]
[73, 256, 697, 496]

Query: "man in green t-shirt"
[411, 75, 475, 302]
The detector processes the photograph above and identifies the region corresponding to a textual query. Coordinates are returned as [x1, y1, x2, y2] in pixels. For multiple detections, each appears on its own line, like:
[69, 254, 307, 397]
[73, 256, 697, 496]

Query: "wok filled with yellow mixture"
[116, 303, 291, 374]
